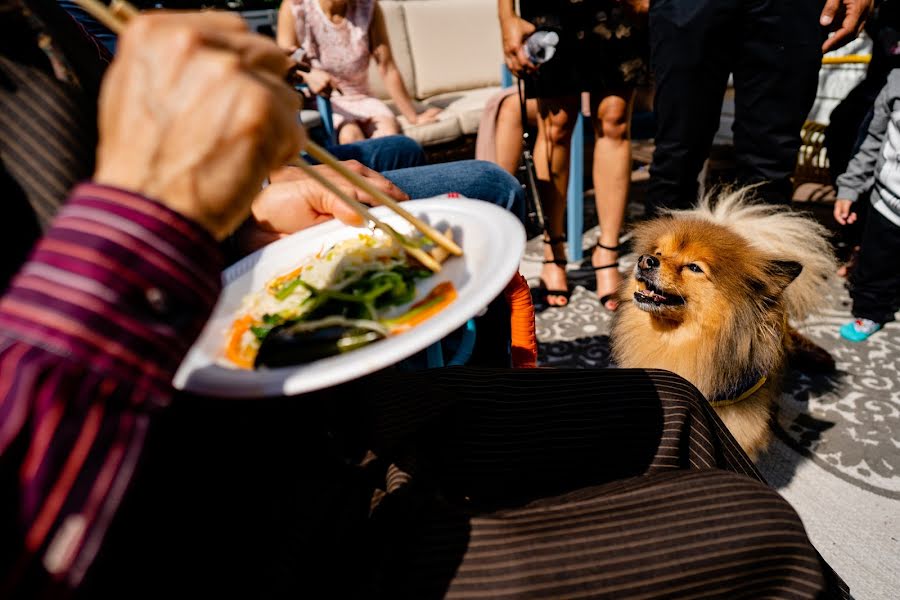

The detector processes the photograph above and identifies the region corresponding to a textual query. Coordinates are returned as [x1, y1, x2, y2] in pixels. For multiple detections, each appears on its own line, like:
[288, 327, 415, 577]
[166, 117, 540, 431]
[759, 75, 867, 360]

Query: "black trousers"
[850, 204, 900, 323]
[79, 368, 847, 599]
[647, 0, 825, 212]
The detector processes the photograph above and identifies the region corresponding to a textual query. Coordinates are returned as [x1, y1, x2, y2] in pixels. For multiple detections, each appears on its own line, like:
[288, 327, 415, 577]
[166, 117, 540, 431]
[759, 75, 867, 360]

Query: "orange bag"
[503, 272, 538, 368]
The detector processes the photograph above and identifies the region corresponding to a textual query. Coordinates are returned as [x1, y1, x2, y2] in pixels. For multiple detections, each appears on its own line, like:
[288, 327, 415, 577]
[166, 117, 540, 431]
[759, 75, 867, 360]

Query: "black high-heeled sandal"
[539, 236, 571, 306]
[591, 241, 621, 311]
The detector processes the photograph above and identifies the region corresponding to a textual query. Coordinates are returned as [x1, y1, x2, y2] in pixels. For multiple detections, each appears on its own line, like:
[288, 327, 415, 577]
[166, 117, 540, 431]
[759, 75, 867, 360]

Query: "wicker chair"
[793, 120, 831, 189]
[793, 53, 872, 188]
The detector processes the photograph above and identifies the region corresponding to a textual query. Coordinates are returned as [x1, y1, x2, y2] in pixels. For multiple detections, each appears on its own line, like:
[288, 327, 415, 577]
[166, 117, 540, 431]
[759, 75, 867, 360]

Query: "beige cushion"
[398, 113, 463, 146]
[367, 2, 416, 101]
[403, 0, 503, 99]
[425, 86, 504, 135]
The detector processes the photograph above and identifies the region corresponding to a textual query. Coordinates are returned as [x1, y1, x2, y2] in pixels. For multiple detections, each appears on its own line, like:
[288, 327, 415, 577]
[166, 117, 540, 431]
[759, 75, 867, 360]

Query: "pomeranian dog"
[611, 188, 835, 459]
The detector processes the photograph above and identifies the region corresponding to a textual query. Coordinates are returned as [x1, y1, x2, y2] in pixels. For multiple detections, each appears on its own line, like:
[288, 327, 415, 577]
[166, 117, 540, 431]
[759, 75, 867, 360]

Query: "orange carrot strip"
[386, 281, 457, 334]
[225, 315, 256, 369]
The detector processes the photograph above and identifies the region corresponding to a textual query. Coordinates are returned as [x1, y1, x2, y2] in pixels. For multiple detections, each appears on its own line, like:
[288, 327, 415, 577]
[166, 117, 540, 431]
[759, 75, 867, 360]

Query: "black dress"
[519, 0, 649, 98]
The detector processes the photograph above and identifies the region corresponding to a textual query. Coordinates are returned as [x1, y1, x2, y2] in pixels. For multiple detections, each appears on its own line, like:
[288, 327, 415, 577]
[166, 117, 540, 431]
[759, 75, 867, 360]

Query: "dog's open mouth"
[634, 280, 685, 307]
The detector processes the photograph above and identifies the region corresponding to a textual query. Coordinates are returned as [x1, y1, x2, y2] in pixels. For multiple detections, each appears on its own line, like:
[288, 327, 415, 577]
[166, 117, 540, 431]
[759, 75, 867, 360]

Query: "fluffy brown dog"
[611, 189, 835, 459]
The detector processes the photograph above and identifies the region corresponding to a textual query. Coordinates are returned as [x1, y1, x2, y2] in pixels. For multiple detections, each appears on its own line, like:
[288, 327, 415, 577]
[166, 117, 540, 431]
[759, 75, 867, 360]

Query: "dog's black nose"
[638, 254, 660, 271]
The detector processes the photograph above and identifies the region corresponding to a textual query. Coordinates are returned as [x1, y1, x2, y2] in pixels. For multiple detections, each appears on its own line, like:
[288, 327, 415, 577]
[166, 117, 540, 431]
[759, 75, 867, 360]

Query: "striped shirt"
[0, 183, 221, 591]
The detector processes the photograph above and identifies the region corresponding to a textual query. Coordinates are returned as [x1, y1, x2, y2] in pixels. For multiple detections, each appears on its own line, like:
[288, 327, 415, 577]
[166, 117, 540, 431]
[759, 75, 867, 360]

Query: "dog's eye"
[685, 263, 704, 274]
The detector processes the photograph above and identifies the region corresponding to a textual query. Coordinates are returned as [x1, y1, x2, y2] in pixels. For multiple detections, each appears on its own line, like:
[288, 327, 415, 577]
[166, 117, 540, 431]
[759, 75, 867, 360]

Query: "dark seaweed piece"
[254, 322, 384, 368]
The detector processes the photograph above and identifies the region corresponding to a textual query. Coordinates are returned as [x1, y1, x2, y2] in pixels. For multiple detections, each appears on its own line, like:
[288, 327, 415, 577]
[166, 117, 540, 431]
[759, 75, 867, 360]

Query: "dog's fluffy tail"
[672, 186, 835, 320]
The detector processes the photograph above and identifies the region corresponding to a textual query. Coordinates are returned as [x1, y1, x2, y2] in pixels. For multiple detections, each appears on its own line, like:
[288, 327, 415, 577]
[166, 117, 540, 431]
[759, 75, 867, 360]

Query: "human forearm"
[497, 0, 535, 73]
[382, 66, 418, 122]
[0, 185, 222, 412]
[276, 1, 298, 49]
[835, 81, 893, 201]
[0, 14, 304, 591]
[0, 184, 222, 586]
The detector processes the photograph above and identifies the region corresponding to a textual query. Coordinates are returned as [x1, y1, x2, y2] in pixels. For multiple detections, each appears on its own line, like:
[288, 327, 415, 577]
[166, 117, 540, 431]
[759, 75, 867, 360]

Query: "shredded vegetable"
[225, 232, 457, 369]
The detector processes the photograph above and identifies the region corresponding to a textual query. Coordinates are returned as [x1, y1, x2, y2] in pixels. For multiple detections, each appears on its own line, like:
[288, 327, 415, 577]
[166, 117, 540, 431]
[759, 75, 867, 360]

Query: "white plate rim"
[172, 197, 525, 398]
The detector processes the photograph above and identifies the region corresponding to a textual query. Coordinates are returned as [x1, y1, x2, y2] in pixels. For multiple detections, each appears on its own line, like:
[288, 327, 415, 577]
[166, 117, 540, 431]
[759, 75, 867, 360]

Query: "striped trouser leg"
[344, 367, 844, 598]
[346, 367, 761, 501]
[378, 470, 829, 599]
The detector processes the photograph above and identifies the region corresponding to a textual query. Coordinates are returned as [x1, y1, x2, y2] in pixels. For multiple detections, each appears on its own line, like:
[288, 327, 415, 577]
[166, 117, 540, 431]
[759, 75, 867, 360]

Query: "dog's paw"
[787, 329, 836, 373]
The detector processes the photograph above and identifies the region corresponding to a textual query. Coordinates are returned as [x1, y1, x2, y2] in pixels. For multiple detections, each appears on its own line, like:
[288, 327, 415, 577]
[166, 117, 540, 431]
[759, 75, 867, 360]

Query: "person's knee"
[661, 471, 810, 535]
[332, 135, 426, 171]
[372, 116, 401, 137]
[377, 135, 426, 168]
[639, 368, 718, 416]
[338, 123, 365, 144]
[540, 109, 576, 146]
[460, 160, 525, 220]
[498, 95, 521, 126]
[596, 101, 630, 141]
[473, 160, 521, 188]
[597, 112, 629, 141]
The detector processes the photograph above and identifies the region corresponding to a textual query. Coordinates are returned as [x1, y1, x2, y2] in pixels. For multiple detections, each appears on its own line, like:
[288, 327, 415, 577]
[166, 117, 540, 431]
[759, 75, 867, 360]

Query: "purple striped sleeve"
[0, 183, 224, 593]
[0, 183, 223, 389]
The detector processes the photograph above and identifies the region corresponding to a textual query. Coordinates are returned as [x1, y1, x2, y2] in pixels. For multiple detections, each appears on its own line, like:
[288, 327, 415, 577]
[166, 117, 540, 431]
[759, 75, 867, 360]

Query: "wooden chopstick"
[109, 0, 139, 21]
[291, 158, 443, 273]
[73, 0, 126, 33]
[303, 141, 463, 257]
[70, 0, 461, 267]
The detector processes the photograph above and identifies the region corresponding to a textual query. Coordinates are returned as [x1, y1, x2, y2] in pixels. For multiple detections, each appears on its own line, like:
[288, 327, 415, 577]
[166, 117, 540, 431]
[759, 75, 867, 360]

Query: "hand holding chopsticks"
[90, 8, 304, 240]
[289, 158, 443, 272]
[302, 142, 462, 258]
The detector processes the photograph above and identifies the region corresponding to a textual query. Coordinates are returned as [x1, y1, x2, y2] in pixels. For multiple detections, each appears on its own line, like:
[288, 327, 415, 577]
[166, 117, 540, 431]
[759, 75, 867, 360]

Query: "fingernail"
[820, 15, 832, 25]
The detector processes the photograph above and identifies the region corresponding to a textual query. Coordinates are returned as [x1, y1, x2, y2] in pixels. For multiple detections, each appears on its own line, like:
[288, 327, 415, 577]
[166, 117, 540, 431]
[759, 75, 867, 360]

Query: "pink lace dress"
[290, 0, 396, 133]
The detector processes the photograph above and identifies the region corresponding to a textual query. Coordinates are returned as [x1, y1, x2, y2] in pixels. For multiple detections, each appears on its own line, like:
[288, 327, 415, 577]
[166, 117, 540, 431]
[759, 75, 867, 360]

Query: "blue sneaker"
[840, 318, 882, 342]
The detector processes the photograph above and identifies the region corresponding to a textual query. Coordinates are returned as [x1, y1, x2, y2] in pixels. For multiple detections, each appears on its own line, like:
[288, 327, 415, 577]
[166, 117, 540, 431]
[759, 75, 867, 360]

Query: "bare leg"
[368, 115, 402, 139]
[591, 90, 634, 311]
[494, 97, 540, 175]
[338, 121, 366, 144]
[494, 95, 525, 175]
[534, 97, 579, 306]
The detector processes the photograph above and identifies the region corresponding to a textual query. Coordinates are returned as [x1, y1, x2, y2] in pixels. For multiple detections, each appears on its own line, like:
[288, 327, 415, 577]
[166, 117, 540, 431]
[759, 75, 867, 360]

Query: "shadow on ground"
[538, 335, 612, 369]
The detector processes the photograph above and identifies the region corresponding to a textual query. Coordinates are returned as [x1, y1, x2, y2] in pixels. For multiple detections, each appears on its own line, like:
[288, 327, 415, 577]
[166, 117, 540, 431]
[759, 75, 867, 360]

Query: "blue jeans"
[58, 1, 117, 54]
[328, 136, 426, 172]
[384, 161, 525, 224]
[329, 138, 524, 222]
[321, 136, 527, 224]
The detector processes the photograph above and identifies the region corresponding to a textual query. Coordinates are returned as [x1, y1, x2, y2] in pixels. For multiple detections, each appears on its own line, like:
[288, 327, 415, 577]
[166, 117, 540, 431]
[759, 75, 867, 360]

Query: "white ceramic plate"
[173, 197, 525, 398]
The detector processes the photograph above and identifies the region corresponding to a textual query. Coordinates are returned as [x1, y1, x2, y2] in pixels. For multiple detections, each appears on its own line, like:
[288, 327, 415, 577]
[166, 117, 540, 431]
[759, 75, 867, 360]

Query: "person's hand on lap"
[302, 68, 343, 96]
[413, 106, 442, 125]
[240, 160, 410, 252]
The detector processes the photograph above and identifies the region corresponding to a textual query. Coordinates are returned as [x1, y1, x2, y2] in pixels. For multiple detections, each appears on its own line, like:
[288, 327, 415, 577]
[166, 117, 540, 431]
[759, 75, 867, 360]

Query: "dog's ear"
[748, 260, 802, 305]
[764, 259, 803, 292]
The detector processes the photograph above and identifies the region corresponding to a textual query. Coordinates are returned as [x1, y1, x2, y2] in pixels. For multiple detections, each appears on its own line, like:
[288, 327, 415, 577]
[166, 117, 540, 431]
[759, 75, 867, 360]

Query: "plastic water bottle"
[290, 48, 306, 64]
[525, 30, 560, 65]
